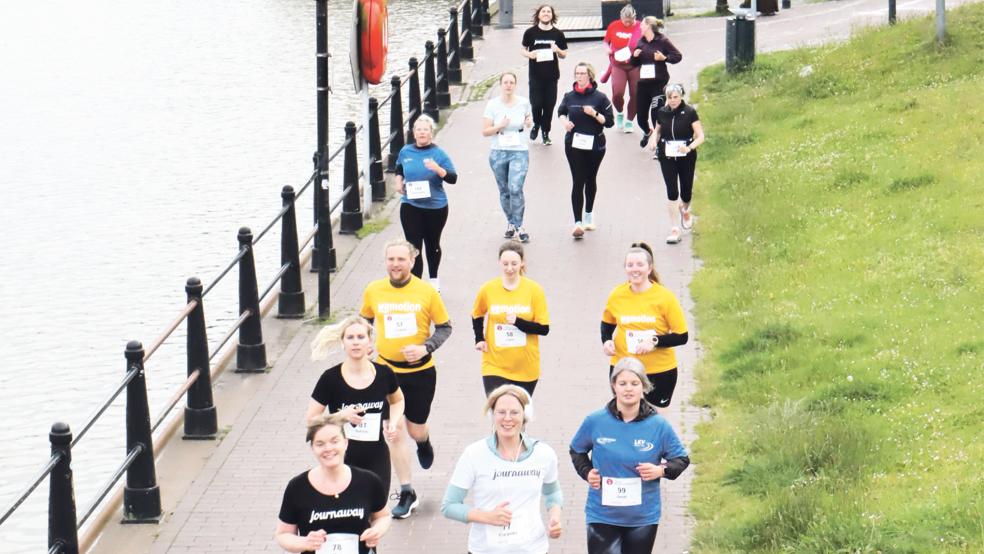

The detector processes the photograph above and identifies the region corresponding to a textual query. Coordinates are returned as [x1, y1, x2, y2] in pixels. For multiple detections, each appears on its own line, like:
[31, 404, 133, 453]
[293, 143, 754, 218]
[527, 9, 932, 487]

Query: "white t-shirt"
[449, 439, 559, 554]
[484, 96, 533, 152]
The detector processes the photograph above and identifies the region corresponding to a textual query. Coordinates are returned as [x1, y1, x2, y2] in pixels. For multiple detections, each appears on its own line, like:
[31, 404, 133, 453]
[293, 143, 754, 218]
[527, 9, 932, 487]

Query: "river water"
[0, 0, 457, 550]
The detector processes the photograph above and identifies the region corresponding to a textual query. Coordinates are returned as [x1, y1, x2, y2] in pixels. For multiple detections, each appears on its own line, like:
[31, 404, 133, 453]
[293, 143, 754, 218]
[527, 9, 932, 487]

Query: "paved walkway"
[99, 1, 972, 552]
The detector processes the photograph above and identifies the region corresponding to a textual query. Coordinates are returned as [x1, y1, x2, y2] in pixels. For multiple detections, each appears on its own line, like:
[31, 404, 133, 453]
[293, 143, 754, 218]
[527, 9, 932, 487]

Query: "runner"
[602, 4, 641, 133]
[557, 62, 614, 239]
[631, 17, 682, 148]
[307, 315, 405, 493]
[441, 385, 563, 553]
[601, 242, 688, 414]
[521, 4, 568, 146]
[483, 71, 534, 242]
[649, 83, 704, 244]
[569, 358, 690, 554]
[472, 242, 550, 396]
[360, 239, 453, 519]
[275, 413, 391, 554]
[395, 114, 458, 291]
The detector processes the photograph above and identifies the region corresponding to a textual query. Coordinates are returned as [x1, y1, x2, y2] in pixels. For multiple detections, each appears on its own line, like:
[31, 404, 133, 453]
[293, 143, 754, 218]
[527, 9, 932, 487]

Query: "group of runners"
[275, 4, 700, 553]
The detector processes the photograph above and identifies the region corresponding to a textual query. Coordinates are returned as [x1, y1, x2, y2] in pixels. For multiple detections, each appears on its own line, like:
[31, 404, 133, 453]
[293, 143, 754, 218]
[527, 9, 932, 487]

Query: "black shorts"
[394, 367, 437, 424]
[482, 375, 538, 397]
[644, 368, 678, 408]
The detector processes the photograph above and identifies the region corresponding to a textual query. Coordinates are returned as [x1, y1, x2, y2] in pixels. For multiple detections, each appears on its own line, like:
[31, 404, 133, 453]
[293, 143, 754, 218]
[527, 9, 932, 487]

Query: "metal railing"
[0, 1, 492, 552]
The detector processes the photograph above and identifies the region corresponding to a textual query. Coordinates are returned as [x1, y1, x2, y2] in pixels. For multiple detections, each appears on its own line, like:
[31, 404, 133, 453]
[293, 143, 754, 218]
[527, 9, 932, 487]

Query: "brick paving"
[134, 2, 968, 552]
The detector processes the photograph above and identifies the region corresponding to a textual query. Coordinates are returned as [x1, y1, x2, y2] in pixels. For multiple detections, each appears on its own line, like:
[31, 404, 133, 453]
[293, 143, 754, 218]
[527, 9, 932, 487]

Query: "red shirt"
[604, 20, 638, 51]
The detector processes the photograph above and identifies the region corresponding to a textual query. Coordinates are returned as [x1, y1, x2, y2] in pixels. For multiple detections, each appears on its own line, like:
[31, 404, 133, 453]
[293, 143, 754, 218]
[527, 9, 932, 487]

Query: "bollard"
[436, 30, 451, 109]
[406, 58, 423, 145]
[368, 98, 386, 201]
[314, 153, 334, 319]
[782, 0, 790, 8]
[123, 341, 161, 523]
[471, 0, 484, 38]
[235, 228, 268, 372]
[387, 76, 405, 172]
[340, 122, 363, 234]
[278, 186, 306, 318]
[448, 9, 463, 83]
[498, 0, 514, 28]
[183, 278, 217, 439]
[48, 422, 79, 554]
[888, 0, 896, 24]
[725, 16, 756, 73]
[482, 0, 491, 25]
[423, 41, 439, 122]
[461, 1, 475, 60]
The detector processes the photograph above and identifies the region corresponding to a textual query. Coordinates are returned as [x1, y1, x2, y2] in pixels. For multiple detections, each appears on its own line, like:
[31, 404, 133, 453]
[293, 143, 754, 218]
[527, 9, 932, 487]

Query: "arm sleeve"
[472, 317, 485, 343]
[569, 448, 594, 481]
[660, 422, 690, 480]
[600, 321, 616, 343]
[663, 456, 691, 480]
[440, 149, 457, 184]
[513, 317, 549, 336]
[656, 331, 688, 347]
[440, 484, 472, 523]
[442, 171, 458, 184]
[569, 418, 595, 480]
[664, 39, 683, 64]
[602, 98, 615, 129]
[425, 322, 452, 353]
[542, 481, 563, 509]
[395, 164, 404, 177]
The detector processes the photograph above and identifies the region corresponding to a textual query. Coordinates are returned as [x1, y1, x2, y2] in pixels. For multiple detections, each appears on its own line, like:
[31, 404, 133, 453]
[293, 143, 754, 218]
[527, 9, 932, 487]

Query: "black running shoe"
[640, 132, 652, 148]
[416, 439, 435, 469]
[530, 125, 539, 141]
[391, 489, 419, 519]
[542, 132, 552, 146]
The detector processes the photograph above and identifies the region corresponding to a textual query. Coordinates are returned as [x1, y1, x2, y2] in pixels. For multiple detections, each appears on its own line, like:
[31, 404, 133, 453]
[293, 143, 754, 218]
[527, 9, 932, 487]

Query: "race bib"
[498, 131, 523, 148]
[601, 476, 642, 507]
[405, 180, 431, 200]
[484, 507, 539, 546]
[535, 49, 554, 62]
[383, 312, 417, 339]
[494, 324, 527, 348]
[624, 329, 656, 354]
[572, 132, 594, 150]
[344, 412, 381, 442]
[665, 140, 688, 158]
[318, 533, 359, 554]
[613, 46, 631, 62]
[640, 64, 656, 79]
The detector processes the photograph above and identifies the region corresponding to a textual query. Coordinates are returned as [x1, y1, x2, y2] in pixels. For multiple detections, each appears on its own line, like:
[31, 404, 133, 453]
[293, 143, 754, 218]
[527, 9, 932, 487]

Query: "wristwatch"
[651, 335, 660, 346]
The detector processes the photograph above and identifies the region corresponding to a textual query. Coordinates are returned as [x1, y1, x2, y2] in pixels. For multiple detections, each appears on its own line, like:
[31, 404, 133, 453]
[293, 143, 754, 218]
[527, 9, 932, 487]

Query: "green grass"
[355, 216, 390, 238]
[689, 5, 984, 553]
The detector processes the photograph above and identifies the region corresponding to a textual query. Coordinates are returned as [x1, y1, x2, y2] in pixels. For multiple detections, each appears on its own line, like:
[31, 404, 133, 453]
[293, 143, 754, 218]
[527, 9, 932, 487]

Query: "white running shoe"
[666, 227, 682, 244]
[680, 207, 694, 230]
[583, 212, 596, 230]
[429, 277, 441, 293]
[623, 120, 634, 134]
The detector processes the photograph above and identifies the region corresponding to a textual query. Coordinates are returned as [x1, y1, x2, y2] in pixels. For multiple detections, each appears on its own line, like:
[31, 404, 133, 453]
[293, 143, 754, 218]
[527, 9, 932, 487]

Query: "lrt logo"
[634, 439, 654, 452]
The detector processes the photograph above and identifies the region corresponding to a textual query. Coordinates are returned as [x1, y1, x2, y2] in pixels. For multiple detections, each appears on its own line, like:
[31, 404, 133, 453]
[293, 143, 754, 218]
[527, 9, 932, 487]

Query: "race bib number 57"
[384, 313, 416, 338]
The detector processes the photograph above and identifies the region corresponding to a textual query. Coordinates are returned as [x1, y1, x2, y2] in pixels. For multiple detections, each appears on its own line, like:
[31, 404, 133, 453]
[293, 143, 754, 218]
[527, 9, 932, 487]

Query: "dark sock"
[400, 483, 413, 493]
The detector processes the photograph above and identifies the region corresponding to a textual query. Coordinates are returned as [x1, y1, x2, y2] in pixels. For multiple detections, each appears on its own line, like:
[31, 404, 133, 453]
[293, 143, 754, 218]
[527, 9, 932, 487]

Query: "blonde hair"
[310, 315, 374, 361]
[626, 242, 660, 284]
[305, 412, 349, 442]
[383, 238, 419, 259]
[575, 62, 596, 81]
[484, 385, 533, 424]
[619, 4, 636, 19]
[610, 357, 653, 394]
[642, 16, 664, 31]
[413, 114, 437, 133]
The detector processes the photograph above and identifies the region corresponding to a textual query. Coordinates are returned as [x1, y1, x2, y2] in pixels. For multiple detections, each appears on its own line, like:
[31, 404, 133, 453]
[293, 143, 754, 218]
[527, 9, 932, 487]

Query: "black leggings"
[635, 79, 667, 135]
[529, 76, 559, 134]
[587, 522, 659, 554]
[481, 375, 538, 396]
[346, 441, 391, 493]
[565, 145, 605, 222]
[400, 203, 449, 279]
[658, 151, 697, 203]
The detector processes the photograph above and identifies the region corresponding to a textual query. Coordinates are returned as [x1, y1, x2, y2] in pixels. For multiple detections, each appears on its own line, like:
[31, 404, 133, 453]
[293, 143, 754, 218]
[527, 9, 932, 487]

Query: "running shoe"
[530, 125, 539, 141]
[542, 132, 552, 146]
[623, 120, 634, 133]
[680, 206, 694, 230]
[583, 212, 596, 230]
[666, 227, 682, 244]
[391, 489, 419, 519]
[572, 223, 585, 239]
[518, 227, 530, 243]
[503, 224, 516, 239]
[640, 132, 652, 148]
[615, 112, 624, 129]
[417, 438, 435, 469]
[429, 278, 440, 293]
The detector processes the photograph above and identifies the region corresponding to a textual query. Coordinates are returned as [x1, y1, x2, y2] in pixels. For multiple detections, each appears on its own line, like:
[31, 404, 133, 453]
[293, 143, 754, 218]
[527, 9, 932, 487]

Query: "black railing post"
[461, 1, 475, 60]
[183, 278, 217, 440]
[482, 0, 491, 25]
[782, 0, 791, 8]
[448, 9, 463, 83]
[407, 58, 423, 144]
[123, 341, 161, 523]
[424, 41, 439, 121]
[471, 0, 484, 38]
[48, 422, 79, 554]
[315, 155, 332, 320]
[312, 0, 329, 272]
[340, 122, 364, 234]
[888, 0, 896, 24]
[387, 76, 405, 172]
[278, 186, 306, 318]
[368, 99, 386, 201]
[235, 228, 267, 372]
[436, 30, 451, 108]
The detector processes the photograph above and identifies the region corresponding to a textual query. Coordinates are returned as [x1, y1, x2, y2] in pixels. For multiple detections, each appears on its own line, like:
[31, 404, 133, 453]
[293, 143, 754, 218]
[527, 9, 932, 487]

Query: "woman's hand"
[649, 138, 659, 152]
[484, 501, 512, 526]
[547, 510, 563, 538]
[634, 341, 655, 355]
[401, 344, 428, 363]
[654, 51, 667, 62]
[524, 114, 534, 128]
[637, 462, 665, 481]
[505, 313, 517, 325]
[395, 178, 405, 195]
[475, 341, 488, 353]
[339, 405, 365, 425]
[602, 340, 616, 356]
[587, 469, 602, 489]
[583, 105, 597, 117]
[382, 418, 400, 442]
[497, 116, 511, 132]
[633, 48, 642, 57]
[563, 118, 575, 132]
[301, 530, 327, 550]
[360, 526, 384, 548]
[423, 158, 443, 174]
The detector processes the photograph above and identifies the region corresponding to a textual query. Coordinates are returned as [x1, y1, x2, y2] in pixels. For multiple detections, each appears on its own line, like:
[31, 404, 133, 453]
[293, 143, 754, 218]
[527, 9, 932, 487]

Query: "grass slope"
[689, 5, 984, 553]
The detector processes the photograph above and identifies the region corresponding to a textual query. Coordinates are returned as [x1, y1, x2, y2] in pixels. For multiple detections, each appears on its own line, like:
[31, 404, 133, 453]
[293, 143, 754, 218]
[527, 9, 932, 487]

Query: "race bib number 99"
[601, 476, 642, 507]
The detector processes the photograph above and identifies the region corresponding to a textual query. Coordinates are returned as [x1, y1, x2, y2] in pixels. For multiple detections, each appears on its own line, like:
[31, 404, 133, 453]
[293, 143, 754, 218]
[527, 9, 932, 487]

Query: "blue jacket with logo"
[569, 401, 688, 526]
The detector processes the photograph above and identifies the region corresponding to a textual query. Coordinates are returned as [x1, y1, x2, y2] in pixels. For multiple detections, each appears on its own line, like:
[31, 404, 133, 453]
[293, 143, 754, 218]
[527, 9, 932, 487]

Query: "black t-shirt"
[278, 467, 387, 554]
[522, 25, 568, 82]
[656, 102, 700, 142]
[311, 362, 399, 443]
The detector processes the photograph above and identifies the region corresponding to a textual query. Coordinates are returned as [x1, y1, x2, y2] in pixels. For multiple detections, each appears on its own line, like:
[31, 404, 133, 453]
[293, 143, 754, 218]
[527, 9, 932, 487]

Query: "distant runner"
[650, 83, 704, 244]
[522, 4, 568, 145]
[483, 71, 534, 242]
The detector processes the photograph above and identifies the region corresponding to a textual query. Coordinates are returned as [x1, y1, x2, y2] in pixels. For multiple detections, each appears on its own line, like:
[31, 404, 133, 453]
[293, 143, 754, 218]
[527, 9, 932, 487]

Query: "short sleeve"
[439, 147, 456, 176]
[665, 292, 688, 334]
[381, 364, 399, 395]
[471, 284, 489, 319]
[532, 284, 550, 325]
[556, 30, 568, 50]
[690, 108, 700, 123]
[311, 371, 334, 406]
[659, 420, 688, 461]
[430, 288, 451, 325]
[367, 471, 387, 512]
[541, 444, 559, 484]
[359, 285, 375, 319]
[602, 292, 617, 325]
[523, 98, 533, 118]
[278, 480, 300, 525]
[570, 416, 594, 454]
[521, 27, 534, 48]
[483, 99, 498, 121]
[604, 23, 615, 44]
[448, 446, 477, 490]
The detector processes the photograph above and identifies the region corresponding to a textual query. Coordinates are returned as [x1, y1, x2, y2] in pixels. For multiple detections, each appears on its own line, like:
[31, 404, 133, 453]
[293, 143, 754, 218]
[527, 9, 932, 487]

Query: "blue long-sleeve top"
[395, 142, 458, 209]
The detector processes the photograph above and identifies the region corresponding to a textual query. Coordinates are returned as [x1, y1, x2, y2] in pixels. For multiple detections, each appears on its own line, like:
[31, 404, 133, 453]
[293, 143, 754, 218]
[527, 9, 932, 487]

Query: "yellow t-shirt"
[360, 276, 450, 373]
[471, 276, 550, 382]
[601, 282, 687, 373]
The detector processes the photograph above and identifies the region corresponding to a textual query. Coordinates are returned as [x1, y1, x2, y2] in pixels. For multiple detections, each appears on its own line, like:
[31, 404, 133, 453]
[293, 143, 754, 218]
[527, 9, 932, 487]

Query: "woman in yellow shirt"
[472, 242, 550, 396]
[600, 242, 688, 413]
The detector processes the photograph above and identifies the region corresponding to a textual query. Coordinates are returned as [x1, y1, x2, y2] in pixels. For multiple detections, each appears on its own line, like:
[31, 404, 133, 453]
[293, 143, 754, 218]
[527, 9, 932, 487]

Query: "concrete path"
[92, 1, 973, 552]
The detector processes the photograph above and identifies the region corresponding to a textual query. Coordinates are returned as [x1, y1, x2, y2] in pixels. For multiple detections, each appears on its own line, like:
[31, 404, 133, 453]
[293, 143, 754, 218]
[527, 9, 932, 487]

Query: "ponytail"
[310, 315, 374, 361]
[627, 242, 660, 284]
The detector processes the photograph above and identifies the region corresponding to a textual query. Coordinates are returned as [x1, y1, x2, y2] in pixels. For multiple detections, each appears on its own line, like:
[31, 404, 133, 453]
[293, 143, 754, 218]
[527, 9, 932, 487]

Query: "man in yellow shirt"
[360, 240, 452, 519]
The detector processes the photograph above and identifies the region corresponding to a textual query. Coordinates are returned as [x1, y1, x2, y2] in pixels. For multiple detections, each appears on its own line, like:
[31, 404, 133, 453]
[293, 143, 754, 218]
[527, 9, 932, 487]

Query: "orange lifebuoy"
[359, 0, 388, 84]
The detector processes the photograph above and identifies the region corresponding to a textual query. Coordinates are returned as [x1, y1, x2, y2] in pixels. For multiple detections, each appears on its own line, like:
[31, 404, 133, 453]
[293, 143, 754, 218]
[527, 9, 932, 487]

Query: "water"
[0, 0, 457, 550]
